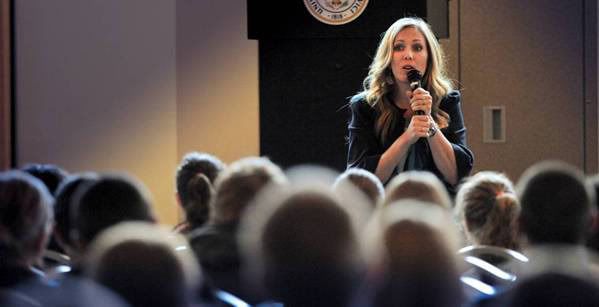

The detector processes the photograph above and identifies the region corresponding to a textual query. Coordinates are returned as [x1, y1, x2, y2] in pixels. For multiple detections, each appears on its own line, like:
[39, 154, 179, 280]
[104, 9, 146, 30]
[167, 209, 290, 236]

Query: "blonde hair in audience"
[455, 171, 520, 250]
[384, 171, 452, 209]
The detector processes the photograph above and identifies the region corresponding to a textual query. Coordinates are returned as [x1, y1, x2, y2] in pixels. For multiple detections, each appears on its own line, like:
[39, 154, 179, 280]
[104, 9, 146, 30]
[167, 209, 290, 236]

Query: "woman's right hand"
[404, 115, 431, 144]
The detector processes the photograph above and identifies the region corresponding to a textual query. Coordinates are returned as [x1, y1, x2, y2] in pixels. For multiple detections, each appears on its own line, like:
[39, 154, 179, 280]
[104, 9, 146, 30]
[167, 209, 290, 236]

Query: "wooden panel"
[460, 0, 584, 180]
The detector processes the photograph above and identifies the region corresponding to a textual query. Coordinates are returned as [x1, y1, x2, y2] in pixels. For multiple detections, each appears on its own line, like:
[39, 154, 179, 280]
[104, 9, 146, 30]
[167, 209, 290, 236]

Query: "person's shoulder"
[349, 92, 374, 113]
[443, 90, 461, 103]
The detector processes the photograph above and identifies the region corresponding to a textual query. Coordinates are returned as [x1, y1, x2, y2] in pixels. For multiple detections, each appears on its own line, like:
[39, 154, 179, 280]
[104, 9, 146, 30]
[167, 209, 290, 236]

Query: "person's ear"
[175, 192, 182, 207]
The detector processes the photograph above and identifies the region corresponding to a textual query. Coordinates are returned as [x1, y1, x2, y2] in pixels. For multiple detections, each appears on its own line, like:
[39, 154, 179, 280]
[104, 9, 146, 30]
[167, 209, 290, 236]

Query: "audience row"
[1, 155, 599, 306]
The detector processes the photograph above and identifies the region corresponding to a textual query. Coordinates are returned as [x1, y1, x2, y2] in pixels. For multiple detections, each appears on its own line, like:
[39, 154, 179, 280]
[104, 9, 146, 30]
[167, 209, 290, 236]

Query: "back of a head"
[53, 174, 98, 253]
[74, 174, 155, 247]
[211, 157, 286, 226]
[507, 272, 599, 307]
[368, 201, 463, 307]
[0, 170, 53, 266]
[176, 152, 224, 212]
[334, 168, 384, 209]
[455, 171, 520, 249]
[240, 183, 369, 307]
[85, 222, 200, 307]
[21, 163, 68, 196]
[264, 191, 361, 307]
[517, 161, 594, 245]
[384, 171, 452, 209]
[587, 175, 599, 252]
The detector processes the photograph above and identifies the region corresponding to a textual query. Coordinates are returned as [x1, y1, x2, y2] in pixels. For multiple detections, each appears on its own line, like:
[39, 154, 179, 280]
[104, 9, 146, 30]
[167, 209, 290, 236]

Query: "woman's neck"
[392, 82, 411, 109]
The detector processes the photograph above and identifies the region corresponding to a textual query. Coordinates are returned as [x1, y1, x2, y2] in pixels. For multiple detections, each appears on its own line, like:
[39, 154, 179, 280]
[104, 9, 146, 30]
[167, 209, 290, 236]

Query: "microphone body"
[407, 69, 424, 115]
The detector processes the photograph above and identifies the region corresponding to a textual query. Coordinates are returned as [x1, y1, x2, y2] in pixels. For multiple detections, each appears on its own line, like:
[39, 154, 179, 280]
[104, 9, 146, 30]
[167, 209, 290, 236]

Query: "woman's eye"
[413, 44, 424, 52]
[393, 44, 405, 51]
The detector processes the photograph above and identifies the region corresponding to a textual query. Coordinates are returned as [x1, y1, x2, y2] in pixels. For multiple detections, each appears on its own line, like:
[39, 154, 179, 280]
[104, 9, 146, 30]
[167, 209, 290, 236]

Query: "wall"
[15, 0, 178, 224]
[15, 0, 259, 225]
[176, 0, 259, 163]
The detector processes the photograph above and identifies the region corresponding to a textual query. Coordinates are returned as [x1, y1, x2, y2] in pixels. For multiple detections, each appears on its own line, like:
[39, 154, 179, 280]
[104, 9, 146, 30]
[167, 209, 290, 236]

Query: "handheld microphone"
[407, 69, 424, 115]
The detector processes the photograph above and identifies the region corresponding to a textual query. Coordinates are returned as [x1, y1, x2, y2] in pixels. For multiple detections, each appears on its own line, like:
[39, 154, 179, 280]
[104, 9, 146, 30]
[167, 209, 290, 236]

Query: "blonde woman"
[346, 17, 473, 194]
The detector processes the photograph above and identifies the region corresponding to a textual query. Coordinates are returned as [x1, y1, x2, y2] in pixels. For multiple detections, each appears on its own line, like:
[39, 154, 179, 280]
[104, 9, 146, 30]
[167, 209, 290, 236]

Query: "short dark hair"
[21, 163, 68, 195]
[0, 170, 53, 263]
[73, 174, 155, 246]
[54, 173, 99, 249]
[334, 168, 383, 208]
[176, 152, 224, 203]
[517, 161, 594, 244]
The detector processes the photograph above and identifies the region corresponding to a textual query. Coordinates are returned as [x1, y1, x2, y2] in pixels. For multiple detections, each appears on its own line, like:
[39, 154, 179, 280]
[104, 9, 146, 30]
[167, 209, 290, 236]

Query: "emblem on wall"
[303, 0, 369, 25]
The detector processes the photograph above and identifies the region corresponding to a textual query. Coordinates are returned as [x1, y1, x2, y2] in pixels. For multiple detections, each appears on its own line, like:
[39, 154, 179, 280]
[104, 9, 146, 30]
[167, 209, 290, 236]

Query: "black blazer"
[346, 90, 474, 194]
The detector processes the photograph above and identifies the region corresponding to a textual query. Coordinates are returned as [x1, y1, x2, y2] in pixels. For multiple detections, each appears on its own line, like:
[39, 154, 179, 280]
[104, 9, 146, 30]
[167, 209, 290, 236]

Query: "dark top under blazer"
[346, 90, 474, 193]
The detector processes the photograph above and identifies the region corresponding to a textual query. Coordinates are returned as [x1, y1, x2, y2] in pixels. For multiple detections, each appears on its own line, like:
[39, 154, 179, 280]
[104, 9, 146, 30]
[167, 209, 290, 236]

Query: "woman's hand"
[405, 115, 432, 145]
[407, 88, 433, 115]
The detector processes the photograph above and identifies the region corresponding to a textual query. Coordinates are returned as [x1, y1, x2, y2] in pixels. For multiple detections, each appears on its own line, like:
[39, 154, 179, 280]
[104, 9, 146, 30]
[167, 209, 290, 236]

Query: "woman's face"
[390, 27, 429, 84]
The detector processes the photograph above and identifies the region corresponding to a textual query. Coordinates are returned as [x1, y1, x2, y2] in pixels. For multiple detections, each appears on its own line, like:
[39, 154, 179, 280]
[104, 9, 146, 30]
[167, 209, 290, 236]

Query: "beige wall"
[447, 0, 592, 181]
[15, 0, 258, 225]
[176, 0, 259, 163]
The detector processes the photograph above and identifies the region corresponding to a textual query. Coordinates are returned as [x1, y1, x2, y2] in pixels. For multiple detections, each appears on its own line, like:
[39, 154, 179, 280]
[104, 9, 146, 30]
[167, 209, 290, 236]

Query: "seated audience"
[21, 163, 68, 196]
[188, 157, 286, 303]
[586, 174, 599, 261]
[85, 222, 200, 307]
[333, 168, 384, 209]
[359, 200, 463, 307]
[0, 171, 53, 288]
[383, 171, 452, 209]
[174, 152, 225, 234]
[454, 171, 520, 250]
[239, 182, 370, 307]
[515, 160, 599, 282]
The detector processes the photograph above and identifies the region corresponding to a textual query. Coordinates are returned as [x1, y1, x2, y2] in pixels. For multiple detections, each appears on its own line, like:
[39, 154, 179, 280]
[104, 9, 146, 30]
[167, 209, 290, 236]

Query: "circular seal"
[303, 0, 369, 25]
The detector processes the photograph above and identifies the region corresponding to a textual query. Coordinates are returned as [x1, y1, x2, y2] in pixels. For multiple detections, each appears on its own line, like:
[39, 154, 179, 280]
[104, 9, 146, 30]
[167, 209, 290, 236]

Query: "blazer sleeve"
[440, 90, 474, 182]
[346, 97, 382, 173]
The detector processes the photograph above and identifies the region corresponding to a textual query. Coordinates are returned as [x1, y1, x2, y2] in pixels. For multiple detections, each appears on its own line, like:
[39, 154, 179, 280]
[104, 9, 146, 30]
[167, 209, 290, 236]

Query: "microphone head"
[407, 69, 422, 83]
[407, 69, 422, 91]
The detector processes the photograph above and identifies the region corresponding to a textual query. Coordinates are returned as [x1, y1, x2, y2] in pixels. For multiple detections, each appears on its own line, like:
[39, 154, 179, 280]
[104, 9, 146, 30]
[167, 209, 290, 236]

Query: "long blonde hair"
[357, 17, 453, 142]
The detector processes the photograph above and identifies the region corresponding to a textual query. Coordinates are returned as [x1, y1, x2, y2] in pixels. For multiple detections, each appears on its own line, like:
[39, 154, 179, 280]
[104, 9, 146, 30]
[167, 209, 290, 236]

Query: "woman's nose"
[403, 51, 413, 60]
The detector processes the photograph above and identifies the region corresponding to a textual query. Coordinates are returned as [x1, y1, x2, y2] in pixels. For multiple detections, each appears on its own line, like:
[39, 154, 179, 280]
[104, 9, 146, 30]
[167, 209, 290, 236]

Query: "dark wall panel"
[253, 0, 427, 170]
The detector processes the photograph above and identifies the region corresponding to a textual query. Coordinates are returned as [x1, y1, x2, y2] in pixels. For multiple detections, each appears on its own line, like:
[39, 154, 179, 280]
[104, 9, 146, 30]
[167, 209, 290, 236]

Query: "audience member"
[188, 157, 286, 303]
[85, 222, 200, 307]
[21, 163, 68, 196]
[359, 200, 463, 307]
[333, 168, 384, 210]
[0, 171, 53, 288]
[384, 170, 452, 209]
[586, 174, 599, 259]
[515, 161, 598, 281]
[52, 173, 98, 259]
[239, 183, 370, 307]
[454, 171, 520, 250]
[71, 174, 156, 251]
[174, 152, 225, 233]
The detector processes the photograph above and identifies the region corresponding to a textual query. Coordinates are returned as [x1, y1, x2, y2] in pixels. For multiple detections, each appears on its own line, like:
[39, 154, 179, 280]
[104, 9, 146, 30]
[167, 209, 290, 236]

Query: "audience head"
[21, 163, 68, 196]
[516, 161, 594, 245]
[0, 170, 53, 267]
[211, 157, 286, 226]
[175, 152, 224, 229]
[333, 168, 384, 209]
[455, 171, 520, 249]
[72, 174, 156, 248]
[240, 179, 370, 307]
[364, 200, 463, 307]
[384, 171, 452, 209]
[586, 174, 599, 252]
[85, 222, 200, 307]
[53, 173, 99, 255]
